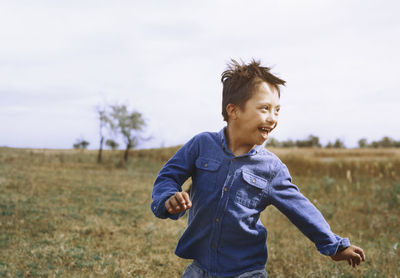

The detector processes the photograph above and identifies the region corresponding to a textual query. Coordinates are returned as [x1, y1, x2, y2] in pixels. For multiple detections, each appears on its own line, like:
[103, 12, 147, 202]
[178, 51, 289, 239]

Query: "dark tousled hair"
[221, 59, 286, 122]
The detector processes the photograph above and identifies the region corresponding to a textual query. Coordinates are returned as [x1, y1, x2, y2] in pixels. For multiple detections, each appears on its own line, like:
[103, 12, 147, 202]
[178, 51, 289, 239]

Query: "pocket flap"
[242, 171, 267, 189]
[195, 157, 221, 171]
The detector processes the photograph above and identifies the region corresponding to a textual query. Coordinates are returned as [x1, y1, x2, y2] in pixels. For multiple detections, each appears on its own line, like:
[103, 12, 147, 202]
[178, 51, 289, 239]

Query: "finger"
[165, 199, 174, 214]
[182, 192, 192, 208]
[175, 192, 187, 209]
[169, 196, 181, 211]
[175, 192, 188, 210]
[355, 247, 366, 261]
[354, 253, 361, 265]
[351, 255, 361, 268]
[347, 259, 351, 266]
[352, 258, 356, 268]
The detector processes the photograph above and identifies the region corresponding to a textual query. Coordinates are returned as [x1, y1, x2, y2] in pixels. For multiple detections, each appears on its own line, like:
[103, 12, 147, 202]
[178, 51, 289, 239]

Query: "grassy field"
[0, 146, 399, 277]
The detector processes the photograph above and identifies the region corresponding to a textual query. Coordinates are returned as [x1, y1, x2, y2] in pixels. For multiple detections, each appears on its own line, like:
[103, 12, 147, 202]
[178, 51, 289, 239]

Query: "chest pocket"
[235, 170, 268, 209]
[193, 157, 221, 191]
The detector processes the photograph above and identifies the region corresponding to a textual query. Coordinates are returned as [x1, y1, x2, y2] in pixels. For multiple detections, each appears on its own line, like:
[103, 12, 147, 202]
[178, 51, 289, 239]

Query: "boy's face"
[233, 82, 280, 146]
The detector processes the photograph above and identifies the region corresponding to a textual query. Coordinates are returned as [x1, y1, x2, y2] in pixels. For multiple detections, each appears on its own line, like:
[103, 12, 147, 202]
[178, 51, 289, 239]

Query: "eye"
[263, 106, 269, 111]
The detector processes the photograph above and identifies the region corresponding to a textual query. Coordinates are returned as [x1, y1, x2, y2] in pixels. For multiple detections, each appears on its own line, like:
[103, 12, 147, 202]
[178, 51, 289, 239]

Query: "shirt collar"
[218, 127, 229, 152]
[218, 127, 264, 156]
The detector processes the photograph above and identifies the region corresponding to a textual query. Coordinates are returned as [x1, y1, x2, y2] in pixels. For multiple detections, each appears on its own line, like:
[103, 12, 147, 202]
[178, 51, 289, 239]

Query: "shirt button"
[216, 218, 219, 222]
[204, 163, 208, 167]
[252, 178, 256, 183]
[211, 244, 215, 249]
[224, 187, 228, 192]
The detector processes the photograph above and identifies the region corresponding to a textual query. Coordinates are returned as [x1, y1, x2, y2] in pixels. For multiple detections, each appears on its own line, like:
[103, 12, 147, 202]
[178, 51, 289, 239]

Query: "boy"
[151, 59, 365, 277]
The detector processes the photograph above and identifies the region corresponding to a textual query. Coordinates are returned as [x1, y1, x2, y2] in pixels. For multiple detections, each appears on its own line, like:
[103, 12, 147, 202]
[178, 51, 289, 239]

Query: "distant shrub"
[266, 138, 281, 148]
[333, 138, 345, 148]
[266, 135, 400, 149]
[358, 138, 367, 148]
[325, 142, 333, 148]
[105, 139, 119, 150]
[281, 139, 295, 148]
[295, 135, 321, 148]
[73, 139, 90, 150]
[266, 135, 322, 148]
[358, 136, 400, 148]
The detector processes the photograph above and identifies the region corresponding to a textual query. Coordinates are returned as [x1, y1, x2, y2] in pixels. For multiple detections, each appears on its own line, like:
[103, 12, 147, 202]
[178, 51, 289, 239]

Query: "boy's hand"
[165, 192, 192, 214]
[330, 245, 365, 268]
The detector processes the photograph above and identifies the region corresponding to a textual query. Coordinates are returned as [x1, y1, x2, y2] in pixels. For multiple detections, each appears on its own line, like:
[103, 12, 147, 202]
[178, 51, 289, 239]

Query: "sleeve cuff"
[317, 236, 351, 256]
[151, 192, 185, 220]
[336, 237, 351, 253]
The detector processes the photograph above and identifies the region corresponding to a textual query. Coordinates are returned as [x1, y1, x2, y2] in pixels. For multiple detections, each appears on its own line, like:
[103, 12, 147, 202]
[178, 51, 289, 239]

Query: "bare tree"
[96, 106, 111, 163]
[109, 105, 146, 162]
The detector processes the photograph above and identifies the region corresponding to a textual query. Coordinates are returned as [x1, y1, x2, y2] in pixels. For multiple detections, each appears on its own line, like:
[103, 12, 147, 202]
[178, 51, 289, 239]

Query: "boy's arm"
[269, 162, 351, 256]
[151, 136, 198, 220]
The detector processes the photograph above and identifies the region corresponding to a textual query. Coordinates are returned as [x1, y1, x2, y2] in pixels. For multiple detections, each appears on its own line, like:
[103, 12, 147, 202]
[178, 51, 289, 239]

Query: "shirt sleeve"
[150, 136, 198, 220]
[269, 161, 350, 256]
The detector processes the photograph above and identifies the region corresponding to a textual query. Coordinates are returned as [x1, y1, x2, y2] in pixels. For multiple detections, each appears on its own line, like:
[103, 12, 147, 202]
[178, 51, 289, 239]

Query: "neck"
[225, 125, 255, 156]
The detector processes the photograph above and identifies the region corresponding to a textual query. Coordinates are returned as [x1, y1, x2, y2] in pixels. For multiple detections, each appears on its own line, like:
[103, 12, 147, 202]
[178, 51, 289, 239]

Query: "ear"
[226, 103, 239, 121]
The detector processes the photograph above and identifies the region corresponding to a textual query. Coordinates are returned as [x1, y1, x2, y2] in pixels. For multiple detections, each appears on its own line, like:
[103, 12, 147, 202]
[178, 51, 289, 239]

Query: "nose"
[266, 111, 278, 125]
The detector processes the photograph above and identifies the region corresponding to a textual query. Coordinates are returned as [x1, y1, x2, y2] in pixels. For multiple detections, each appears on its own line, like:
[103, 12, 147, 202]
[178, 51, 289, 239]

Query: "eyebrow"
[258, 102, 280, 108]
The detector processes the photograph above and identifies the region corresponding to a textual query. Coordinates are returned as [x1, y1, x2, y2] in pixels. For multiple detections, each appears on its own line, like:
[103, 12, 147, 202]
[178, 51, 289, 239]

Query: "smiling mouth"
[259, 127, 272, 133]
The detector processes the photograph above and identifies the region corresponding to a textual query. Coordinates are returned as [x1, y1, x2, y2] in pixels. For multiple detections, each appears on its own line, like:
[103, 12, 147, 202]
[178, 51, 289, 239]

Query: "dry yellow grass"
[0, 147, 399, 277]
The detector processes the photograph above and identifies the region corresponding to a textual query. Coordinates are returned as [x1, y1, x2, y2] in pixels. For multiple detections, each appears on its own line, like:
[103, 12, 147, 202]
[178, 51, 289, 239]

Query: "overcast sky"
[1, 0, 399, 149]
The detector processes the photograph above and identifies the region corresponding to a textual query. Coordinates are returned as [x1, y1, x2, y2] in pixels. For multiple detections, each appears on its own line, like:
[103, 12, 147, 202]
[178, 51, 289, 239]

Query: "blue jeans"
[181, 261, 267, 278]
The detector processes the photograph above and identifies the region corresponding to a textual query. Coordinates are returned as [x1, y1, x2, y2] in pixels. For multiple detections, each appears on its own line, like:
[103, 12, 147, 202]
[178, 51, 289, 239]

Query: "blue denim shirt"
[151, 128, 350, 276]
